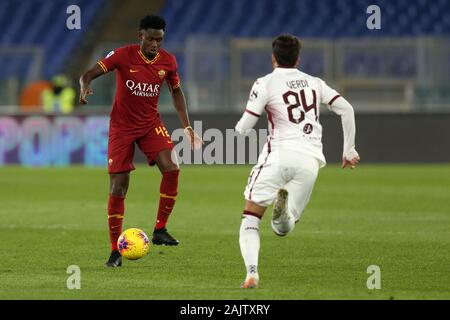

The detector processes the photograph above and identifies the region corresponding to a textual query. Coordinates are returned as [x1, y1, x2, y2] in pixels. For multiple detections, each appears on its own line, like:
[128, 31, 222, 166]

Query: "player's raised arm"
[79, 63, 104, 104]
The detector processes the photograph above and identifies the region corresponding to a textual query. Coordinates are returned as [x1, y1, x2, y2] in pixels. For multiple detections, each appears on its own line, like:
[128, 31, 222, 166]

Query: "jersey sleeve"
[318, 78, 341, 106]
[97, 47, 125, 73]
[166, 55, 181, 90]
[244, 78, 268, 117]
[235, 78, 268, 134]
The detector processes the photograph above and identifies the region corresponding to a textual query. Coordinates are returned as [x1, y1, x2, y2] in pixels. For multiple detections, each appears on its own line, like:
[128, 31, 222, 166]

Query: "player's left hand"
[79, 86, 94, 104]
[184, 126, 203, 150]
[342, 155, 360, 169]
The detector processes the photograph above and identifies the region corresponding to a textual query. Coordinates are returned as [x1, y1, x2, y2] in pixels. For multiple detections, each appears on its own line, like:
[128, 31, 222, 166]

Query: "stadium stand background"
[1, 0, 449, 112]
[0, 0, 449, 164]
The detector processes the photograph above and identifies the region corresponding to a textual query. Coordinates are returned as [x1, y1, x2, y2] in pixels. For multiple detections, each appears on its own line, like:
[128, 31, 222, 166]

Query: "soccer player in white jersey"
[235, 34, 360, 289]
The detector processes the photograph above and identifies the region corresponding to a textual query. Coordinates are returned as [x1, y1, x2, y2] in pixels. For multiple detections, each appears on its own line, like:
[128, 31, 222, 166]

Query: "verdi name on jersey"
[125, 80, 160, 97]
[286, 79, 309, 90]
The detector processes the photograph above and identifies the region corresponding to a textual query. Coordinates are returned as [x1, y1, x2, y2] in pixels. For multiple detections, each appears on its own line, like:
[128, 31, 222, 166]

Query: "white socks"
[239, 214, 261, 279]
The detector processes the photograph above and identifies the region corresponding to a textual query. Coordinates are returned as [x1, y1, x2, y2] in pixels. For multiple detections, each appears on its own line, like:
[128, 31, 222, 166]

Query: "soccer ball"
[117, 228, 150, 260]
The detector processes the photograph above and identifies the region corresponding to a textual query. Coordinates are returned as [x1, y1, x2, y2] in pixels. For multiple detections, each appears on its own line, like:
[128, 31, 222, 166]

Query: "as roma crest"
[158, 70, 166, 79]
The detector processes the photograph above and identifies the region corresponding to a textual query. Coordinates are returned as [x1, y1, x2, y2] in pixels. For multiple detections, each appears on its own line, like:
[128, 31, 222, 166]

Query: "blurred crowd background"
[1, 0, 449, 115]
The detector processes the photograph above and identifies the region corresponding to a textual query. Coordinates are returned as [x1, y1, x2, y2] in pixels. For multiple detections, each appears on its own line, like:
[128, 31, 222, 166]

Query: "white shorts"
[244, 149, 320, 221]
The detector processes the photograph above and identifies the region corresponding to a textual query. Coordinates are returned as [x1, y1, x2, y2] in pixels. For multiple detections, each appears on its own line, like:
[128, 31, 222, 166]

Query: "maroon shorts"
[107, 122, 174, 174]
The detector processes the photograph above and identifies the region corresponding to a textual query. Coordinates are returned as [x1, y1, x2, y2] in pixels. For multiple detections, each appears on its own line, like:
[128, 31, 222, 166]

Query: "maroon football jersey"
[98, 44, 180, 129]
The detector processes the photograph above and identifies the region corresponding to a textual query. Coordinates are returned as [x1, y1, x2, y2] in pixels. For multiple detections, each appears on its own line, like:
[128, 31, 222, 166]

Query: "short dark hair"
[139, 14, 166, 31]
[272, 34, 302, 67]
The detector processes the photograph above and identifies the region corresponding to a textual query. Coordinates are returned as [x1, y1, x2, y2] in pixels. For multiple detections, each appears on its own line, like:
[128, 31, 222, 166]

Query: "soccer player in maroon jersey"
[79, 15, 202, 267]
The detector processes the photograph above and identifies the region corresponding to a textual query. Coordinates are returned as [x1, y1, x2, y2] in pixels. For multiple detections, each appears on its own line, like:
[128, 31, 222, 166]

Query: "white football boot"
[271, 189, 295, 236]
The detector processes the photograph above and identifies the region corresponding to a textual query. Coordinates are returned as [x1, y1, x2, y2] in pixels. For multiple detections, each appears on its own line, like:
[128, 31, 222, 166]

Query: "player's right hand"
[79, 86, 94, 104]
[342, 155, 360, 169]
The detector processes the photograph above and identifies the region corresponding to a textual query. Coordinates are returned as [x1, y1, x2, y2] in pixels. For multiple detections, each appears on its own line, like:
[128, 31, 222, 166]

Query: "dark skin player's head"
[139, 15, 166, 59]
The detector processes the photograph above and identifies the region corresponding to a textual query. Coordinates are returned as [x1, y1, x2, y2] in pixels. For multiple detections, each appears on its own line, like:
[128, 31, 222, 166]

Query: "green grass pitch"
[0, 164, 449, 299]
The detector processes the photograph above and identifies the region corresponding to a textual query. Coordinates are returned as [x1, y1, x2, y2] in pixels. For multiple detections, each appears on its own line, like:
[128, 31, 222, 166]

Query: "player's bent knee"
[110, 184, 128, 197]
[155, 153, 179, 173]
[244, 200, 266, 217]
[109, 176, 129, 197]
[160, 164, 179, 173]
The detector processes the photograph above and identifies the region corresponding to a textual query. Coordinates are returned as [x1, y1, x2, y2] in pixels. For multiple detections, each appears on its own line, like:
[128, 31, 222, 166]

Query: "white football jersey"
[244, 67, 341, 167]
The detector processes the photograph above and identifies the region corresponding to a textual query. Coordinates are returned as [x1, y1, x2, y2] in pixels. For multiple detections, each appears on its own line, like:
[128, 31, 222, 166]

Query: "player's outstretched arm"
[171, 86, 203, 150]
[235, 79, 266, 135]
[329, 96, 360, 169]
[235, 111, 259, 135]
[79, 63, 104, 104]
